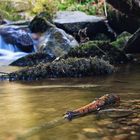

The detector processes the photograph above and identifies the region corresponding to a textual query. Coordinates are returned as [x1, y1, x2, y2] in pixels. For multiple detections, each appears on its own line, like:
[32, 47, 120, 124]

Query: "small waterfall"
[0, 48, 28, 66]
[0, 35, 20, 52]
[0, 27, 34, 66]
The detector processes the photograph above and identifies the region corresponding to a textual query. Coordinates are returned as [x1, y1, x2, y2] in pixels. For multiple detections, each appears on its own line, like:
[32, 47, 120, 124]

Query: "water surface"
[0, 64, 139, 140]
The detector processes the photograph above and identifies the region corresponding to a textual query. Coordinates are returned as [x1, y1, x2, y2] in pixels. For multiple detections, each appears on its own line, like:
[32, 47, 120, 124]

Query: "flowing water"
[0, 64, 139, 140]
[0, 35, 28, 65]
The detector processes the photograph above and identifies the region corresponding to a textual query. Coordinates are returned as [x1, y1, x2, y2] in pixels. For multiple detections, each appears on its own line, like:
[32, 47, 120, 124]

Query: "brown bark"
[106, 0, 140, 18]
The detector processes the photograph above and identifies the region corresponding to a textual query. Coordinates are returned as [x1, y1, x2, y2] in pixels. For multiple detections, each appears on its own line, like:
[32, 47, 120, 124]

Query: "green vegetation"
[30, 0, 58, 20]
[0, 0, 105, 21]
[66, 41, 129, 64]
[57, 0, 104, 15]
[0, 0, 21, 21]
[111, 32, 132, 49]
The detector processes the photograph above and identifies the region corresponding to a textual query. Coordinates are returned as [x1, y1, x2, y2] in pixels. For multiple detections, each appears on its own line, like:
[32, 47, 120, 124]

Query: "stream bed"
[0, 64, 139, 140]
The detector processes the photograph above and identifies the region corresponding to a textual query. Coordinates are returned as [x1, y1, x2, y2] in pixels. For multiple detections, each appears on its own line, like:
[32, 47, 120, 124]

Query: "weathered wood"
[106, 0, 140, 18]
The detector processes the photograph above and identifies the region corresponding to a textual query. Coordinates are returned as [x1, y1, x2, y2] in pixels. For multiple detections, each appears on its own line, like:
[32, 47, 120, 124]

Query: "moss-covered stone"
[9, 57, 114, 81]
[10, 52, 56, 67]
[111, 31, 131, 49]
[66, 41, 128, 64]
[29, 13, 54, 33]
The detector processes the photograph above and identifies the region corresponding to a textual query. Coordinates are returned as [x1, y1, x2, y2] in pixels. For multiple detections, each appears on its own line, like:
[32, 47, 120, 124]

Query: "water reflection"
[0, 64, 139, 140]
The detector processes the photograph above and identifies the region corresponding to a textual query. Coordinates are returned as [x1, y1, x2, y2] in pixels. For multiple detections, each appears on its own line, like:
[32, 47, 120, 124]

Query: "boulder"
[9, 57, 114, 81]
[66, 41, 129, 64]
[124, 28, 140, 53]
[106, 0, 140, 18]
[0, 26, 34, 52]
[53, 11, 116, 42]
[29, 12, 54, 33]
[36, 27, 79, 58]
[107, 6, 140, 34]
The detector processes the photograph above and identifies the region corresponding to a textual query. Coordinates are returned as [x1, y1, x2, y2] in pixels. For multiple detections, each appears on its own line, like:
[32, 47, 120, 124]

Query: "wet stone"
[107, 123, 120, 129]
[131, 118, 140, 124]
[102, 136, 111, 140]
[115, 129, 126, 135]
[96, 119, 112, 126]
[113, 134, 129, 140]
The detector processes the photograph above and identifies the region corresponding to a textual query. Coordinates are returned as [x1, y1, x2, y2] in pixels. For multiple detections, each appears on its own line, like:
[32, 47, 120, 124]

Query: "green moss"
[66, 40, 128, 64]
[111, 32, 132, 49]
[58, 0, 104, 15]
[9, 57, 114, 81]
[10, 52, 56, 67]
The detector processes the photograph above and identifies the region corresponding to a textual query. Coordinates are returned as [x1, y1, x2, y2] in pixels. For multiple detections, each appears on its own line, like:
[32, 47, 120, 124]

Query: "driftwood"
[106, 0, 140, 18]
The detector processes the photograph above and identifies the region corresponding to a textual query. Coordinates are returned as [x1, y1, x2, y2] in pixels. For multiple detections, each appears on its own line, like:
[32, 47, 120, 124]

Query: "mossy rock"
[111, 31, 132, 49]
[29, 12, 54, 33]
[10, 52, 56, 67]
[66, 41, 128, 64]
[9, 57, 114, 81]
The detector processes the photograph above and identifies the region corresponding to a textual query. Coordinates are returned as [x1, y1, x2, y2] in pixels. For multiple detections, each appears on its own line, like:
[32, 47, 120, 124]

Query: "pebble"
[83, 128, 101, 133]
[113, 134, 129, 140]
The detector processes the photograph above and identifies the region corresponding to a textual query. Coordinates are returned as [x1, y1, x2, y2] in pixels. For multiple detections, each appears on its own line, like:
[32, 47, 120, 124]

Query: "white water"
[0, 34, 30, 66]
[0, 48, 28, 65]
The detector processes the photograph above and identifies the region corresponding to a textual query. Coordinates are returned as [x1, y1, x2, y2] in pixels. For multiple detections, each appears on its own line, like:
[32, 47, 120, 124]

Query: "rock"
[124, 28, 140, 53]
[0, 26, 34, 52]
[83, 128, 101, 133]
[10, 52, 55, 67]
[113, 134, 129, 140]
[107, 6, 140, 34]
[0, 15, 7, 25]
[53, 11, 116, 42]
[9, 57, 114, 81]
[111, 31, 132, 49]
[0, 20, 7, 25]
[36, 27, 79, 57]
[66, 41, 129, 64]
[106, 0, 140, 18]
[29, 13, 78, 58]
[83, 128, 103, 138]
[29, 13, 54, 33]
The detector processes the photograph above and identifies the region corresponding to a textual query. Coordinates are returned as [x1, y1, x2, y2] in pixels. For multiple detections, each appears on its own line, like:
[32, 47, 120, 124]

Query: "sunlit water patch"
[0, 64, 139, 140]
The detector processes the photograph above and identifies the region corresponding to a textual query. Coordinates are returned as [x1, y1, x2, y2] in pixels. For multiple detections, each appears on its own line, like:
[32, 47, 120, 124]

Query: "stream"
[0, 64, 139, 140]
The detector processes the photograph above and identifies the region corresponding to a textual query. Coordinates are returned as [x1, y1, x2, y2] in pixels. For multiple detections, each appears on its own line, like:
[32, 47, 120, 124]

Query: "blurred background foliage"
[0, 0, 105, 21]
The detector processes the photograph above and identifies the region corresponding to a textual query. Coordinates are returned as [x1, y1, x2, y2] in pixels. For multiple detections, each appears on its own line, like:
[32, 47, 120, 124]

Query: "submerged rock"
[53, 11, 116, 42]
[10, 52, 55, 67]
[66, 41, 128, 64]
[9, 57, 114, 81]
